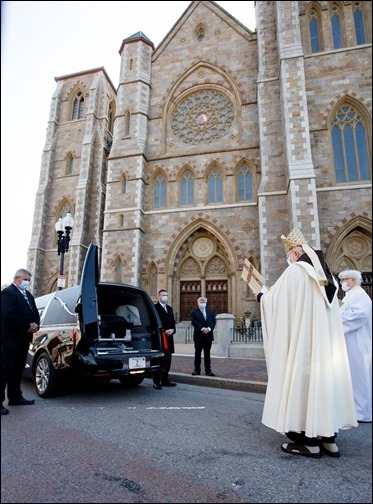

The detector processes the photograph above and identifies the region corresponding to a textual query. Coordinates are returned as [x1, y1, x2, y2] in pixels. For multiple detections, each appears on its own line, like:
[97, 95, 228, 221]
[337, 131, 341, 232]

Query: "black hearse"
[24, 243, 165, 397]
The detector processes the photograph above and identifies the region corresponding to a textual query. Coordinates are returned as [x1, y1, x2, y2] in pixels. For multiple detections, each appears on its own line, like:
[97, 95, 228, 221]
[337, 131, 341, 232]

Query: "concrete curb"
[169, 372, 267, 394]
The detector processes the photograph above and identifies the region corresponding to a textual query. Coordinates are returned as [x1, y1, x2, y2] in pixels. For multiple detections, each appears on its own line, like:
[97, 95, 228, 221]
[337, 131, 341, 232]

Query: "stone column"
[216, 313, 235, 357]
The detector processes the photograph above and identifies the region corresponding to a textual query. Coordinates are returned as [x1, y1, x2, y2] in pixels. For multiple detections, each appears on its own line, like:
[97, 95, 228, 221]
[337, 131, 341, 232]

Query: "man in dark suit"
[1, 269, 40, 415]
[191, 296, 216, 377]
[153, 289, 177, 389]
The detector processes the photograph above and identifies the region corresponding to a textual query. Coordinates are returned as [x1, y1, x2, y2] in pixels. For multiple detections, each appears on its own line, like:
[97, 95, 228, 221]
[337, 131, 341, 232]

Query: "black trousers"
[1, 339, 30, 403]
[153, 353, 172, 385]
[194, 340, 212, 374]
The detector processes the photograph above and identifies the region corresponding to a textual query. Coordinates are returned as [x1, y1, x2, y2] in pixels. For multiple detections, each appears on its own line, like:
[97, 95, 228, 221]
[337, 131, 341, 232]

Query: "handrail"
[184, 323, 193, 343]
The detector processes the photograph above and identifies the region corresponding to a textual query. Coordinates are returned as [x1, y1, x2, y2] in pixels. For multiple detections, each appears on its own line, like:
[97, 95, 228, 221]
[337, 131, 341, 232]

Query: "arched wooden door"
[180, 281, 201, 321]
[177, 234, 230, 321]
[206, 280, 228, 314]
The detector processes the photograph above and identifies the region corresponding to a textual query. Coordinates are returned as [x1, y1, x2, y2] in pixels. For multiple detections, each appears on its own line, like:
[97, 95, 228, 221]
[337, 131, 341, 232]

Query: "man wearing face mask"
[251, 229, 357, 458]
[1, 269, 40, 415]
[191, 297, 216, 377]
[338, 270, 372, 423]
[152, 289, 177, 389]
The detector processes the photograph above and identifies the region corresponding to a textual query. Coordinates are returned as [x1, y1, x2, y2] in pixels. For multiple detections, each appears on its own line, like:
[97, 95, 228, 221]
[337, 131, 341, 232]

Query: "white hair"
[338, 270, 362, 285]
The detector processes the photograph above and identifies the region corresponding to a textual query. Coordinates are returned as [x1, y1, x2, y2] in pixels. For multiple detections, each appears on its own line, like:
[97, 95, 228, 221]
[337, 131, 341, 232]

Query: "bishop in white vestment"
[254, 229, 357, 458]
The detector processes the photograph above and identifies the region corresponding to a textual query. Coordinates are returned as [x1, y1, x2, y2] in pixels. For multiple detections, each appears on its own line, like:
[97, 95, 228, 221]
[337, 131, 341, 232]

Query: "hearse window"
[42, 287, 79, 326]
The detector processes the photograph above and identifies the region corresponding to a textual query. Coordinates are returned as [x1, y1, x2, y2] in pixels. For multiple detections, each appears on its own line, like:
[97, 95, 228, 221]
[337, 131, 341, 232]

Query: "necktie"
[201, 309, 206, 319]
[22, 290, 33, 310]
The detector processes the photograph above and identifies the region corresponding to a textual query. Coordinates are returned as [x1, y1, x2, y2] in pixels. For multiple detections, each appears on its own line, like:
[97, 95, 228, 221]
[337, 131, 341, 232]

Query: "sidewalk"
[169, 342, 268, 393]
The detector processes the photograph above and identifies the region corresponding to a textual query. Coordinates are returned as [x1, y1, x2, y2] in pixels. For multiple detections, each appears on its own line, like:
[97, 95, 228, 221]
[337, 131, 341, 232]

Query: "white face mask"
[19, 280, 30, 290]
[287, 257, 292, 266]
[199, 303, 206, 310]
[341, 283, 350, 292]
[161, 295, 168, 304]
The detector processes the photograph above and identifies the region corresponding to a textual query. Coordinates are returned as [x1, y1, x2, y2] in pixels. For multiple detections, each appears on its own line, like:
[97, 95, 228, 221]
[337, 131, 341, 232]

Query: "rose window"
[171, 90, 235, 145]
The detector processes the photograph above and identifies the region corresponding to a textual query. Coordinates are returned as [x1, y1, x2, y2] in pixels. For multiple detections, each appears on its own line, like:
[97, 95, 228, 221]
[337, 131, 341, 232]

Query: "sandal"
[281, 443, 321, 458]
[320, 443, 340, 458]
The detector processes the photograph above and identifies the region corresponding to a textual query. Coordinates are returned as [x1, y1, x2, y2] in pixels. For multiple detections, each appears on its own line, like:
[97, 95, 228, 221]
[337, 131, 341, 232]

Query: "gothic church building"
[28, 1, 372, 321]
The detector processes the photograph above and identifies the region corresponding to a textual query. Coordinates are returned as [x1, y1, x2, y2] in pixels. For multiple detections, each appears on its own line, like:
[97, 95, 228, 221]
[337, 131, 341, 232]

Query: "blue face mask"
[19, 280, 30, 290]
[161, 295, 168, 304]
[199, 303, 206, 310]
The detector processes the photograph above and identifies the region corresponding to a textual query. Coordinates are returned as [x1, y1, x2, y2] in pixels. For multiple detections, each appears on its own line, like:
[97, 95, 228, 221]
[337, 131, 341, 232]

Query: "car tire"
[34, 351, 60, 397]
[118, 376, 145, 388]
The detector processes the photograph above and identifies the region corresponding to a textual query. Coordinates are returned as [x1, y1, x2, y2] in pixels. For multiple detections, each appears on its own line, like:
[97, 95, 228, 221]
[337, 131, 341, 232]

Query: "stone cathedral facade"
[28, 1, 372, 321]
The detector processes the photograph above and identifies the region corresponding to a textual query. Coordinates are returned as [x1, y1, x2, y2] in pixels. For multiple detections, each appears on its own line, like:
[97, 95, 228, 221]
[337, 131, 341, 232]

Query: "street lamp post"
[55, 212, 74, 290]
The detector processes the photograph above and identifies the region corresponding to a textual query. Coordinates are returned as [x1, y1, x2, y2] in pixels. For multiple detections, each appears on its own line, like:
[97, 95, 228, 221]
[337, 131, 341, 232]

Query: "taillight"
[73, 328, 79, 345]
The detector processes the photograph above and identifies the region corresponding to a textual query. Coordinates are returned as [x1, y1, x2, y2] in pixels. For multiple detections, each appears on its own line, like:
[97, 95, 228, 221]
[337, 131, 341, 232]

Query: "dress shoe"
[1, 404, 10, 415]
[8, 397, 35, 406]
[153, 384, 162, 390]
[192, 371, 200, 376]
[161, 381, 177, 387]
[206, 371, 215, 377]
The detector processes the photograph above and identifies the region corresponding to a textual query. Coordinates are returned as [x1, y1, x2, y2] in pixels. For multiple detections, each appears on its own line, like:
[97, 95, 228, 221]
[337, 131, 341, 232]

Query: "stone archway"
[326, 215, 372, 298]
[177, 231, 230, 320]
[326, 216, 372, 274]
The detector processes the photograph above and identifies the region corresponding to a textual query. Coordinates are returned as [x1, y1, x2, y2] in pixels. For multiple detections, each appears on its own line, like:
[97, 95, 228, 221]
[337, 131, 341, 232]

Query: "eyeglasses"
[340, 278, 352, 282]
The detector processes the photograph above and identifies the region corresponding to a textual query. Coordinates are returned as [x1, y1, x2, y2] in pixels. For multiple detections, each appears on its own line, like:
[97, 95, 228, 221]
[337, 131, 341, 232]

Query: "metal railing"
[185, 324, 193, 343]
[183, 320, 263, 344]
[231, 320, 263, 343]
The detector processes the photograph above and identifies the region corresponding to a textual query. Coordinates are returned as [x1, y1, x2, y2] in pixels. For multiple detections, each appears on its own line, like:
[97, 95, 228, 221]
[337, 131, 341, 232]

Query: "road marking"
[145, 406, 206, 410]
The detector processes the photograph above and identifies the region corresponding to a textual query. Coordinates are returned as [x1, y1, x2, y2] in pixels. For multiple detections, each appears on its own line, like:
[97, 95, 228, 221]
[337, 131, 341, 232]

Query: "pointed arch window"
[237, 164, 253, 201]
[180, 170, 194, 205]
[149, 263, 157, 298]
[208, 167, 223, 203]
[195, 25, 206, 41]
[353, 2, 366, 45]
[108, 101, 115, 135]
[309, 8, 321, 53]
[121, 174, 127, 194]
[330, 5, 343, 49]
[331, 104, 371, 183]
[114, 257, 123, 283]
[153, 173, 167, 208]
[66, 153, 74, 175]
[72, 91, 84, 120]
[124, 111, 131, 136]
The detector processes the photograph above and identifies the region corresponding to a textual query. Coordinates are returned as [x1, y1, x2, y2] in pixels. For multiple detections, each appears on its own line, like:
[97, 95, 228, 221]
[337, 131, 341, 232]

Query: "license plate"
[128, 357, 146, 369]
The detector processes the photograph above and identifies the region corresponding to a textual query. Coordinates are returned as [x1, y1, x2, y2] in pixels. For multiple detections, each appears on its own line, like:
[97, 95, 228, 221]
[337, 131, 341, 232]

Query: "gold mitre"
[281, 228, 328, 286]
[281, 228, 308, 254]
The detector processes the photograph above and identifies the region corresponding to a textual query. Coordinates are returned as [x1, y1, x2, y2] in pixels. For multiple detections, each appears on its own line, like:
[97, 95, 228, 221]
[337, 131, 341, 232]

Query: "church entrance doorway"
[180, 281, 201, 321]
[177, 233, 230, 321]
[206, 280, 228, 314]
[179, 280, 228, 321]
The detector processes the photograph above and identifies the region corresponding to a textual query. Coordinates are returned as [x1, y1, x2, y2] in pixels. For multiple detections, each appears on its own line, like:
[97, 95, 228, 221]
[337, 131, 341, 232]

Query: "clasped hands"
[28, 322, 39, 333]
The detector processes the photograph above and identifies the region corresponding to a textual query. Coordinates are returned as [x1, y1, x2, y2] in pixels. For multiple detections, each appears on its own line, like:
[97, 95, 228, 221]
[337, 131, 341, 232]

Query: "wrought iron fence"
[184, 320, 263, 344]
[231, 320, 263, 343]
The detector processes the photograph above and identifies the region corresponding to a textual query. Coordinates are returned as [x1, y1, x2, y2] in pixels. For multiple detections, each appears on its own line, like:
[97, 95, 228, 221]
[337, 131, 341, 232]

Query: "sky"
[1, 1, 256, 286]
